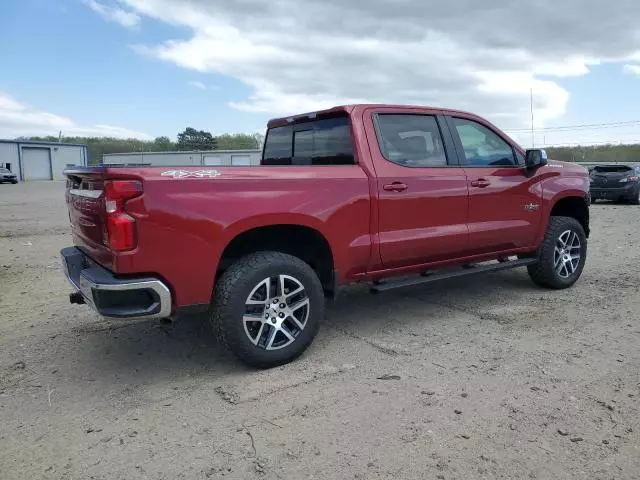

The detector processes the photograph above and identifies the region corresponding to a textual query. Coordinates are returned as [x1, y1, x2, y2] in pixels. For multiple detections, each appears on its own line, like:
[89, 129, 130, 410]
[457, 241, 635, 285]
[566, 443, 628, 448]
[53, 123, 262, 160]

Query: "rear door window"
[374, 114, 450, 167]
[262, 116, 355, 166]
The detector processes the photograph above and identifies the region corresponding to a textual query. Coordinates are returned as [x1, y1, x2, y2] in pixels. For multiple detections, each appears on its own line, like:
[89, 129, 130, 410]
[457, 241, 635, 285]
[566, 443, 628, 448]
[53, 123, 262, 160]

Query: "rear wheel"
[527, 216, 587, 289]
[629, 190, 640, 205]
[210, 252, 324, 368]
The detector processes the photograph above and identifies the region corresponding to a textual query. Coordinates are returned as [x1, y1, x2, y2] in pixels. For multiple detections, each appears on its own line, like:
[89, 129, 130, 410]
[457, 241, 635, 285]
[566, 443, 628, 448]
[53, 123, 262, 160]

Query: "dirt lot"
[0, 182, 638, 480]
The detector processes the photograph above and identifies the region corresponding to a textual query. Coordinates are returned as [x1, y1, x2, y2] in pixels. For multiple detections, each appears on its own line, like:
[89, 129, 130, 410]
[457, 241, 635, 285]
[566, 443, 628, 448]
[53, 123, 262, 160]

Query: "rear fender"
[219, 213, 330, 255]
[214, 213, 334, 274]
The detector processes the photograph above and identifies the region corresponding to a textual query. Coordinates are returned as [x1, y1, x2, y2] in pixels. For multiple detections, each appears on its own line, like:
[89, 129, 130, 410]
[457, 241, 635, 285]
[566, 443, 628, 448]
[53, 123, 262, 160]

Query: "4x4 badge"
[161, 170, 221, 179]
[524, 202, 540, 212]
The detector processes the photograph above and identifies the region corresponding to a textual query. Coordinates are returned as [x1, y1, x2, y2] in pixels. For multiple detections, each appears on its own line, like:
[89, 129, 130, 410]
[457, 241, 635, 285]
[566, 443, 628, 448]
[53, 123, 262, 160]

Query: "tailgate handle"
[383, 182, 408, 192]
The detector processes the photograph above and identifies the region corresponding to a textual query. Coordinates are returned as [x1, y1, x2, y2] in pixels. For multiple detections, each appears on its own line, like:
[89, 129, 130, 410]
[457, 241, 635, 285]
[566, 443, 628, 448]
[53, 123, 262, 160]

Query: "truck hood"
[544, 160, 589, 176]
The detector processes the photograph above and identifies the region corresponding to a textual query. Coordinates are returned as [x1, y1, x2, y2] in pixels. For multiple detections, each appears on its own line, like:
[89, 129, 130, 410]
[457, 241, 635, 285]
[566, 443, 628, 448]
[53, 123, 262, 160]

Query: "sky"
[1, 0, 640, 147]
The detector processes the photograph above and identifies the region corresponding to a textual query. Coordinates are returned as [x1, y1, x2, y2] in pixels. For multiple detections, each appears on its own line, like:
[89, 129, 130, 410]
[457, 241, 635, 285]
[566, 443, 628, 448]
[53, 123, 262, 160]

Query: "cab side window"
[375, 114, 449, 167]
[452, 118, 516, 167]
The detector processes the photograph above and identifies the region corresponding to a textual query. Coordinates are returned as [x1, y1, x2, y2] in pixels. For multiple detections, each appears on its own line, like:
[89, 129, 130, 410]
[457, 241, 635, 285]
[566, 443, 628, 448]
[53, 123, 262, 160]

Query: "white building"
[0, 139, 88, 182]
[102, 149, 262, 167]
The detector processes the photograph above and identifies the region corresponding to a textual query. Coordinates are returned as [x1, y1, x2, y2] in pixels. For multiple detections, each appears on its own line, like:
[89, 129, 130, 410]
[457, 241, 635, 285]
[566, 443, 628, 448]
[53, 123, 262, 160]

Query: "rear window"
[262, 116, 355, 166]
[592, 165, 632, 173]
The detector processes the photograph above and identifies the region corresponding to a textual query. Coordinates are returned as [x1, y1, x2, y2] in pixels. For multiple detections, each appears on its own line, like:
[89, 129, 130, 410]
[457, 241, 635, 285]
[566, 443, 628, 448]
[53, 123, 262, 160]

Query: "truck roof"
[266, 104, 478, 128]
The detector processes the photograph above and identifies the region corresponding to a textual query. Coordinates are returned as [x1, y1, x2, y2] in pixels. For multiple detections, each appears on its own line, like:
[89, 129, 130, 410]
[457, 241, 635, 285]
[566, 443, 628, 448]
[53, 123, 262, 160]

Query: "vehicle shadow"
[592, 200, 637, 206]
[65, 268, 538, 384]
[67, 312, 242, 379]
[328, 269, 537, 325]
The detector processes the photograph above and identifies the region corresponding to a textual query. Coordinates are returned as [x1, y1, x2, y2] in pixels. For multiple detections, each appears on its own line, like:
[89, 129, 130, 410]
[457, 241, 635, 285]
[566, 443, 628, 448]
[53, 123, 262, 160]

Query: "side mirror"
[525, 149, 548, 169]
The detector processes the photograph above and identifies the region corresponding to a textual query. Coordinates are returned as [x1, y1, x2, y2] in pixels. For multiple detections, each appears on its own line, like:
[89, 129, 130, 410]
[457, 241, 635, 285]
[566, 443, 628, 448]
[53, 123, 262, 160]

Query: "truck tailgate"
[65, 169, 113, 270]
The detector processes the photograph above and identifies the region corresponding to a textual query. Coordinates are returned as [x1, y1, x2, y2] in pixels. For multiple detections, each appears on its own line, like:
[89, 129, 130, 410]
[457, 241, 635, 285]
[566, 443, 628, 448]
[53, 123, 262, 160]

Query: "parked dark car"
[0, 167, 18, 184]
[589, 164, 640, 204]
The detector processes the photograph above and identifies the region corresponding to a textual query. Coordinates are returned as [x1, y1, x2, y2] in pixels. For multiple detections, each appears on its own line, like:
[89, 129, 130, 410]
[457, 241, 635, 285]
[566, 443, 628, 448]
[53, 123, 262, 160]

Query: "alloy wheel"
[242, 275, 310, 350]
[554, 230, 581, 278]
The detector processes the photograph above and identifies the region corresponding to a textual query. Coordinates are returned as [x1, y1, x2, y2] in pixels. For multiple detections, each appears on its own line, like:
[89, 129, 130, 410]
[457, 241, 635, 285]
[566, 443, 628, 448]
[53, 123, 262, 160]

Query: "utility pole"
[530, 88, 535, 148]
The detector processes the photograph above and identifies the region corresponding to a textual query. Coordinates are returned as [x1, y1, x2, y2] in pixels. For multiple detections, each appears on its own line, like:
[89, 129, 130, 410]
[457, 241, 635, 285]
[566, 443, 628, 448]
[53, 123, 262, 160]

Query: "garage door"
[231, 155, 252, 166]
[22, 148, 52, 180]
[203, 155, 227, 166]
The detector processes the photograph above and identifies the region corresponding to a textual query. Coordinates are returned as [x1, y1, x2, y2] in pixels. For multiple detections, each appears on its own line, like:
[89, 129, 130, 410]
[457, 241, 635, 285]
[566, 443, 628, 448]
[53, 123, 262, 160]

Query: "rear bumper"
[590, 183, 639, 199]
[60, 247, 172, 320]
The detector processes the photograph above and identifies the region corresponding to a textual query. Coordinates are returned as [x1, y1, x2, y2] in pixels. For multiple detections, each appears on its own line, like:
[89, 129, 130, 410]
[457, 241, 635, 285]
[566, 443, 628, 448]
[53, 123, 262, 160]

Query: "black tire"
[628, 191, 640, 205]
[527, 216, 587, 289]
[210, 252, 324, 368]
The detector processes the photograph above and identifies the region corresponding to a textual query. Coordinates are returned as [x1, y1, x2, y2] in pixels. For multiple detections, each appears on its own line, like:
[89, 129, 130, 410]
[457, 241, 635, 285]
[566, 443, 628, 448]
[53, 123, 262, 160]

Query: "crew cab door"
[445, 114, 542, 254]
[364, 108, 469, 269]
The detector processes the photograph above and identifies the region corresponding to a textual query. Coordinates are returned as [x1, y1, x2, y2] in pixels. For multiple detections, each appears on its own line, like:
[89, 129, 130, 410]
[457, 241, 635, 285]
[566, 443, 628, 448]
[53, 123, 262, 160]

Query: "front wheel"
[210, 252, 324, 368]
[527, 216, 587, 289]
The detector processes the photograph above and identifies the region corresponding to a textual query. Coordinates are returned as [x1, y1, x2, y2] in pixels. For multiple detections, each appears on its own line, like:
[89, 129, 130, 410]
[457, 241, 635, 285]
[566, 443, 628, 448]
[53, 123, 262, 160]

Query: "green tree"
[251, 132, 265, 150]
[152, 136, 174, 151]
[176, 127, 218, 151]
[216, 133, 261, 149]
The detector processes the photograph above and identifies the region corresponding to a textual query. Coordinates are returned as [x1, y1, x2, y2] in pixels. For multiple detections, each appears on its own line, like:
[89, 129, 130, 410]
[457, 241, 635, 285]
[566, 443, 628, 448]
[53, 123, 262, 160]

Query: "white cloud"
[0, 92, 152, 139]
[83, 0, 140, 29]
[188, 81, 207, 90]
[121, 0, 640, 136]
[623, 64, 640, 76]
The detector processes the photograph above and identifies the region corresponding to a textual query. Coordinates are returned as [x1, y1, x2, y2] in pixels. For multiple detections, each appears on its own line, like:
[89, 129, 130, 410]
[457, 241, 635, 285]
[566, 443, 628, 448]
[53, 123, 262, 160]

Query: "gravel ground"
[1, 182, 639, 480]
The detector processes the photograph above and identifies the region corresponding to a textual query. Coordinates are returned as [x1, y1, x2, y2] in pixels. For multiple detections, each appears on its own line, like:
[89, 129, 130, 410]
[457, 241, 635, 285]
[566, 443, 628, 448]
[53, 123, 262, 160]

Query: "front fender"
[536, 175, 590, 244]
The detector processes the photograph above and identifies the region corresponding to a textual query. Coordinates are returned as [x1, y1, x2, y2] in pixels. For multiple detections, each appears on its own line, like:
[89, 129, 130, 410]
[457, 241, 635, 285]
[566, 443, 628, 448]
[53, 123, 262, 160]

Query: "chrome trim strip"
[69, 189, 102, 198]
[61, 251, 172, 321]
[61, 255, 79, 291]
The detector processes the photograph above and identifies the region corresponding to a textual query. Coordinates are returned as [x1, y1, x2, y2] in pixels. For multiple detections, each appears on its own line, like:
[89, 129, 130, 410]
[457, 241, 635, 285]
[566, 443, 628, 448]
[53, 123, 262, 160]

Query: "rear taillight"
[620, 176, 638, 183]
[104, 180, 143, 251]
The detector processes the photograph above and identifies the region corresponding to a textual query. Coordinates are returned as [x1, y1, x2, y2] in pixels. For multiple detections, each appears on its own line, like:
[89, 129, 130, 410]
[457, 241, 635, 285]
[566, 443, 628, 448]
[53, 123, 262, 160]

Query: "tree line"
[21, 127, 264, 164]
[20, 127, 640, 166]
[545, 144, 640, 164]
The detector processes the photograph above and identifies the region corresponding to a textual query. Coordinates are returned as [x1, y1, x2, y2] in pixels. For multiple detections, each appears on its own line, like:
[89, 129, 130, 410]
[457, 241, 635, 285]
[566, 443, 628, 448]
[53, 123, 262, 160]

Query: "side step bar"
[370, 258, 538, 293]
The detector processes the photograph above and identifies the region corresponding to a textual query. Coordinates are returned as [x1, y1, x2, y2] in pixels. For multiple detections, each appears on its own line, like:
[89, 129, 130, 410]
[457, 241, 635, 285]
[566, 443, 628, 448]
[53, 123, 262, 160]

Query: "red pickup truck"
[61, 104, 590, 367]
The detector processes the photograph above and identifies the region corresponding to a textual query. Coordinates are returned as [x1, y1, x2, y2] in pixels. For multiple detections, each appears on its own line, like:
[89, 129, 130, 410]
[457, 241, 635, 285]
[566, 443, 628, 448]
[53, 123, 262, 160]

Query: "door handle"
[383, 182, 408, 192]
[470, 178, 490, 188]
